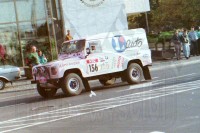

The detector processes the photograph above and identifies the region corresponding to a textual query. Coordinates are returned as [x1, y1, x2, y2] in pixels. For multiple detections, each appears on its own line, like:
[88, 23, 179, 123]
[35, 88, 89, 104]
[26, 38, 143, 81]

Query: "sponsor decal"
[143, 53, 149, 58]
[80, 0, 105, 7]
[117, 56, 121, 68]
[126, 38, 143, 48]
[112, 35, 127, 53]
[99, 62, 109, 70]
[59, 62, 80, 67]
[99, 56, 108, 62]
[112, 35, 144, 53]
[99, 57, 105, 62]
[117, 56, 124, 68]
[86, 59, 99, 64]
[111, 57, 117, 69]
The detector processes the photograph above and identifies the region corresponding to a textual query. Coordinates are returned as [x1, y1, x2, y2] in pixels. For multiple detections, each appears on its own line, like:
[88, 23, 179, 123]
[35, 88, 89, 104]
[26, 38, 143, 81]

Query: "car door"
[85, 41, 109, 76]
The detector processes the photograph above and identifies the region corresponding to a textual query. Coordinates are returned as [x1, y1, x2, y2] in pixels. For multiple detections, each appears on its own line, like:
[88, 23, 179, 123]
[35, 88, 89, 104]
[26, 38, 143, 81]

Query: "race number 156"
[89, 64, 98, 72]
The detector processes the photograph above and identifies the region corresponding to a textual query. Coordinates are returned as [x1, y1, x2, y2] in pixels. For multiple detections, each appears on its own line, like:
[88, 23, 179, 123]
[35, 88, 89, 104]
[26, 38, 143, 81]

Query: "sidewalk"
[1, 56, 200, 94]
[151, 55, 200, 70]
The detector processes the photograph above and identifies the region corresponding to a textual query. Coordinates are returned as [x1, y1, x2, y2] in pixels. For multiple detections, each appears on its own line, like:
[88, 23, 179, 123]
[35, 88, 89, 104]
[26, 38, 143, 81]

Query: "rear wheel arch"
[0, 77, 9, 83]
[127, 59, 143, 68]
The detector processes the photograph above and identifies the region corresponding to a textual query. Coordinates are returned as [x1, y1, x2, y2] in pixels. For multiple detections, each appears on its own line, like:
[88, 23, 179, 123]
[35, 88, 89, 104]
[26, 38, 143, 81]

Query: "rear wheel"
[37, 84, 57, 98]
[62, 73, 84, 96]
[0, 79, 5, 90]
[126, 63, 143, 84]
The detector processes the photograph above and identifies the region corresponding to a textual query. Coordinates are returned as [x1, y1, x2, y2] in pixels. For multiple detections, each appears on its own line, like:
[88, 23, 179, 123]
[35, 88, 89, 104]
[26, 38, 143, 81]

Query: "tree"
[128, 0, 160, 30]
[150, 0, 200, 30]
[128, 0, 200, 31]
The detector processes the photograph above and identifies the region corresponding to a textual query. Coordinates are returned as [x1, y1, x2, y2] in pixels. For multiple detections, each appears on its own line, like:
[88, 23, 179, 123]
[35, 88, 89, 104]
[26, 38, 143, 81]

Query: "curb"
[150, 56, 200, 71]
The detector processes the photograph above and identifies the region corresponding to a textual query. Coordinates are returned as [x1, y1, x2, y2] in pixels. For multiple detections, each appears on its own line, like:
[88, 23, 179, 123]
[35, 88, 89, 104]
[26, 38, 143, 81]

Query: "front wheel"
[0, 79, 5, 90]
[126, 63, 143, 84]
[37, 84, 57, 98]
[62, 73, 84, 96]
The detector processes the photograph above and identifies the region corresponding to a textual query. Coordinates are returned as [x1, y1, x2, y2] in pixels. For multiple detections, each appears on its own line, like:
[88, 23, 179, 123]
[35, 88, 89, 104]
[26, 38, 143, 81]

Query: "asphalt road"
[0, 57, 200, 133]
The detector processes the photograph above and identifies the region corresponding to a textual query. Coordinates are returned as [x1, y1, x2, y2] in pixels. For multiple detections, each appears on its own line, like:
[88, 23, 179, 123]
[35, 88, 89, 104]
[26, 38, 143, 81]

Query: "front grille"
[33, 66, 50, 81]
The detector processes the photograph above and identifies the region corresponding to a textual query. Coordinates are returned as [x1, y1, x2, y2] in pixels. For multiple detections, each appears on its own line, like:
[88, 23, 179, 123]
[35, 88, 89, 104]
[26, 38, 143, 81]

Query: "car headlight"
[32, 68, 38, 75]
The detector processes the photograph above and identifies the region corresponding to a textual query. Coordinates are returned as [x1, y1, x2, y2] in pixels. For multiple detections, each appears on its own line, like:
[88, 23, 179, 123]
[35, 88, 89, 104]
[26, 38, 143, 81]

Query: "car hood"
[35, 57, 82, 68]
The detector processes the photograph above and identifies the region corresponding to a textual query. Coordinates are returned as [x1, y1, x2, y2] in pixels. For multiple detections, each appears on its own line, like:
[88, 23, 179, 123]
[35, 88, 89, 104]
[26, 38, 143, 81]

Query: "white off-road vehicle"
[32, 28, 152, 98]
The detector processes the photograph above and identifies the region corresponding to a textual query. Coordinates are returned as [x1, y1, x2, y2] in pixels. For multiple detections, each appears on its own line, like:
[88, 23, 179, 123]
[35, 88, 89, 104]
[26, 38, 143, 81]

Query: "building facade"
[0, 0, 149, 67]
[0, 0, 63, 67]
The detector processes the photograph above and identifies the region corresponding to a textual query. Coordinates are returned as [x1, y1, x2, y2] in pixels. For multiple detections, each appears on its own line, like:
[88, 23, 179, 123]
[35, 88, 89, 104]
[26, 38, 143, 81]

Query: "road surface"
[0, 57, 200, 133]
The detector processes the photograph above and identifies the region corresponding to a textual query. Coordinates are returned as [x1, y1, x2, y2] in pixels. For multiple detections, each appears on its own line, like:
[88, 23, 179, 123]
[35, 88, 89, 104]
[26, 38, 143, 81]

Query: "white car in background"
[0, 65, 21, 90]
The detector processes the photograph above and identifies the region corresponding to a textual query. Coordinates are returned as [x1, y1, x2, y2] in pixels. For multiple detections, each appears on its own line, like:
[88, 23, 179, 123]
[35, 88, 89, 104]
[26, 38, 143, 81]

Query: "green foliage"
[128, 0, 200, 31]
[51, 38, 58, 60]
[147, 31, 173, 46]
[158, 31, 173, 39]
[147, 35, 158, 43]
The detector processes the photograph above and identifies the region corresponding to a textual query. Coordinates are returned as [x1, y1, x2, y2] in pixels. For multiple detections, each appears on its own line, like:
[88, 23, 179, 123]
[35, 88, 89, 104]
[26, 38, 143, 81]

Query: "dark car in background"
[0, 65, 21, 90]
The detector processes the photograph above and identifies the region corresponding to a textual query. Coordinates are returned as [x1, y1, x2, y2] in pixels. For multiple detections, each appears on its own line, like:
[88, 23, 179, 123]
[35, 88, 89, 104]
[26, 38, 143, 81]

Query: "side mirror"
[85, 48, 90, 58]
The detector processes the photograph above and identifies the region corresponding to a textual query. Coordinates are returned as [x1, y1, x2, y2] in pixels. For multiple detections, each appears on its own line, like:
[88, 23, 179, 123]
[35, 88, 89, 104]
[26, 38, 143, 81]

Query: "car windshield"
[60, 40, 85, 54]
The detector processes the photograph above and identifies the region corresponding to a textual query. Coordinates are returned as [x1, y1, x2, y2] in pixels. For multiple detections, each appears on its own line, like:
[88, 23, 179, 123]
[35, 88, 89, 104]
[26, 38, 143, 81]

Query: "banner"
[125, 0, 150, 14]
[61, 0, 128, 39]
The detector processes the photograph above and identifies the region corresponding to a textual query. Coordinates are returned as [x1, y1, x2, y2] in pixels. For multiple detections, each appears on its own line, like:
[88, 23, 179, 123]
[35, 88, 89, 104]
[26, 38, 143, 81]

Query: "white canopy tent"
[61, 0, 150, 39]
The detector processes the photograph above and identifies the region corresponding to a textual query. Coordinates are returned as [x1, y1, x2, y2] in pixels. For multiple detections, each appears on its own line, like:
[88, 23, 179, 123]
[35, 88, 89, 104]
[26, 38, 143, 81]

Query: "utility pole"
[46, 0, 58, 60]
[145, 12, 150, 34]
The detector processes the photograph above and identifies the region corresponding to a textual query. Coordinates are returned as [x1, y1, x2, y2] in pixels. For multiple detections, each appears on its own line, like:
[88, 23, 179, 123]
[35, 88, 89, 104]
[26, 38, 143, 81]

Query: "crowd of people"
[171, 26, 200, 60]
[26, 29, 73, 68]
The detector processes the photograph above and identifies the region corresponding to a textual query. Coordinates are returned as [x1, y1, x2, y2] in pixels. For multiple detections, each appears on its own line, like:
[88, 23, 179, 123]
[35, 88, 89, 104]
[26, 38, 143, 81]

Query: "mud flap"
[82, 78, 91, 92]
[143, 66, 152, 80]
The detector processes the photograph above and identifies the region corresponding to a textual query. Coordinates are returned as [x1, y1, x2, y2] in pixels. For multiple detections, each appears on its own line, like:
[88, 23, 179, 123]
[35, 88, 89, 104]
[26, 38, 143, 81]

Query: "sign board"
[61, 0, 128, 39]
[125, 0, 150, 15]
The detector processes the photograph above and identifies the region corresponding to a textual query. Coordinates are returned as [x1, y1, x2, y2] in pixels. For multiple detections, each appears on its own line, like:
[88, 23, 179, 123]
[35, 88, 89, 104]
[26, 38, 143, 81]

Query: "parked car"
[0, 65, 21, 90]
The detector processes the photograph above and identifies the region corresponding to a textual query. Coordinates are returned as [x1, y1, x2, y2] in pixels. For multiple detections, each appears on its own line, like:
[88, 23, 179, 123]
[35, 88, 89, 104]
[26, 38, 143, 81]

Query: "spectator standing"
[188, 26, 199, 56]
[171, 30, 182, 60]
[180, 29, 190, 59]
[178, 28, 184, 37]
[178, 28, 184, 46]
[38, 50, 47, 64]
[65, 30, 73, 41]
[197, 26, 200, 54]
[26, 45, 40, 67]
[0, 44, 6, 64]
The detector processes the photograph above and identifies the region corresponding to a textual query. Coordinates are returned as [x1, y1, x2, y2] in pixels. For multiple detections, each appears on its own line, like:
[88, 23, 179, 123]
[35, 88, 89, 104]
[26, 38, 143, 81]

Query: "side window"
[88, 41, 102, 53]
